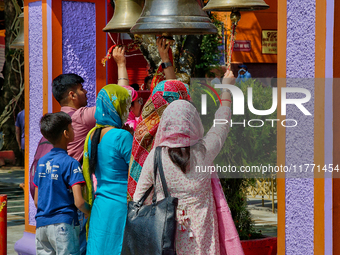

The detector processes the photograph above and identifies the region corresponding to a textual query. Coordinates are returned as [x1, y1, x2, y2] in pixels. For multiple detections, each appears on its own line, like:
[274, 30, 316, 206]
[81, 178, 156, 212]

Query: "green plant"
[195, 13, 224, 77]
[221, 178, 262, 240]
[217, 79, 277, 168]
[1, 0, 24, 160]
[221, 79, 277, 240]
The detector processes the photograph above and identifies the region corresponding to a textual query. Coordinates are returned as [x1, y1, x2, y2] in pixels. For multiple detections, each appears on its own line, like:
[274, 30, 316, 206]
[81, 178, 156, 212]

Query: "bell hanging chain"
[226, 11, 241, 71]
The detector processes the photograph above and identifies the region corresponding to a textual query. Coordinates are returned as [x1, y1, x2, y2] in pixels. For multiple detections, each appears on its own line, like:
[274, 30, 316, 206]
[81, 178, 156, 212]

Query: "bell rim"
[130, 15, 218, 35]
[103, 24, 135, 33]
[202, 4, 269, 12]
[130, 23, 218, 35]
[9, 44, 24, 49]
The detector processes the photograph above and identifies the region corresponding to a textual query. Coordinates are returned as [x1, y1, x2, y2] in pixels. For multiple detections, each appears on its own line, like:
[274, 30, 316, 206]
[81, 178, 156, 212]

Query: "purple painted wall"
[324, 0, 334, 254]
[285, 0, 315, 254]
[14, 232, 36, 255]
[62, 1, 96, 107]
[28, 1, 43, 226]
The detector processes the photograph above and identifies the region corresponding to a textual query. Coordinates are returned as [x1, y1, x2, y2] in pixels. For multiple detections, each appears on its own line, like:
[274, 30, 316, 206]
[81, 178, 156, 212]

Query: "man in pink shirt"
[51, 73, 96, 255]
[52, 73, 96, 163]
[31, 74, 95, 198]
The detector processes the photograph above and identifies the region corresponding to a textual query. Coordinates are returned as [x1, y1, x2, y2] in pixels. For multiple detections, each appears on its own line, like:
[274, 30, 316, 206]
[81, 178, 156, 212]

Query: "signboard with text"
[234, 40, 251, 52]
[262, 30, 277, 54]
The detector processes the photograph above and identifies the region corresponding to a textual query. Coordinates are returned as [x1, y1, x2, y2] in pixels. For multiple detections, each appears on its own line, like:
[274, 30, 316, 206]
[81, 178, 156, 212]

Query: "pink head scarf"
[153, 100, 204, 148]
[122, 85, 138, 102]
[123, 85, 139, 130]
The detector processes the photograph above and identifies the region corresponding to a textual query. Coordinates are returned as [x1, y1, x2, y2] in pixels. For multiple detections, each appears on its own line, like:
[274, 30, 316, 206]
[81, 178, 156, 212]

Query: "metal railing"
[246, 177, 277, 213]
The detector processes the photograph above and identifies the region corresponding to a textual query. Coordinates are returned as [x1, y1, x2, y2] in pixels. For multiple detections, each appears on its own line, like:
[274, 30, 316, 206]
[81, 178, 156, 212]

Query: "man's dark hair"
[40, 112, 72, 145]
[52, 73, 84, 103]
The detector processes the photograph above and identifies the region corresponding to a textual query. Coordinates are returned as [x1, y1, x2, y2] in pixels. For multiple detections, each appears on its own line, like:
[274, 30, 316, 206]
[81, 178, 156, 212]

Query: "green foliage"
[221, 178, 263, 240]
[221, 79, 277, 239]
[218, 79, 277, 168]
[195, 13, 223, 76]
[190, 78, 277, 240]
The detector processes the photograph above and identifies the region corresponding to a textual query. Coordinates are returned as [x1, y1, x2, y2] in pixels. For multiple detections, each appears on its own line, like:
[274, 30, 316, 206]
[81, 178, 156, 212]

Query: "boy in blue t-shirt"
[33, 112, 90, 255]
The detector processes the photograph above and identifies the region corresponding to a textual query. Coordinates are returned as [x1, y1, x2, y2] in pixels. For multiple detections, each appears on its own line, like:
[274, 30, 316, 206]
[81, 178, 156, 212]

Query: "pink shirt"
[61, 106, 96, 162]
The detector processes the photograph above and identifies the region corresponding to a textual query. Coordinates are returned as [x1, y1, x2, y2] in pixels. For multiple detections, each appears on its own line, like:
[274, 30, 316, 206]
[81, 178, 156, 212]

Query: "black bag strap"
[136, 185, 154, 207]
[152, 146, 169, 203]
[135, 146, 170, 206]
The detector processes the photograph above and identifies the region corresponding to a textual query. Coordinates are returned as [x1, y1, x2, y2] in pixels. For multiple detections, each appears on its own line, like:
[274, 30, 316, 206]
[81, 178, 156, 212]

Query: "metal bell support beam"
[10, 12, 24, 49]
[103, 0, 144, 33]
[203, 0, 269, 12]
[130, 0, 217, 35]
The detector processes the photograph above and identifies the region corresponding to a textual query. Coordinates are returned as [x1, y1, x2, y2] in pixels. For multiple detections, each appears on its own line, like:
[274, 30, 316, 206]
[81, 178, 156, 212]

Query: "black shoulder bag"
[121, 146, 178, 255]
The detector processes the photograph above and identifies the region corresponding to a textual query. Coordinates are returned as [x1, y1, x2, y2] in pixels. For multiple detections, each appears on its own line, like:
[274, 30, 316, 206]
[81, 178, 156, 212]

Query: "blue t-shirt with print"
[33, 148, 85, 228]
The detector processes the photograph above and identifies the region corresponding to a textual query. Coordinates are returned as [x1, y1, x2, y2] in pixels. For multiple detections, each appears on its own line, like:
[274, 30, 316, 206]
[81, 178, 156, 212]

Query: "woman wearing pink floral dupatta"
[134, 71, 243, 255]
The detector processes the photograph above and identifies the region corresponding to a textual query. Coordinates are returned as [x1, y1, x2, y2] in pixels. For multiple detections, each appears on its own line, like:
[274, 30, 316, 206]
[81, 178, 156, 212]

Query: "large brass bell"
[130, 0, 217, 35]
[10, 12, 24, 49]
[203, 0, 269, 11]
[103, 0, 144, 33]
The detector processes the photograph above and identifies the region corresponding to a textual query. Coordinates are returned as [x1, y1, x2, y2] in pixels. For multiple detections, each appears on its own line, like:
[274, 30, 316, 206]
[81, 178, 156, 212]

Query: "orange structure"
[215, 0, 277, 77]
[231, 0, 277, 64]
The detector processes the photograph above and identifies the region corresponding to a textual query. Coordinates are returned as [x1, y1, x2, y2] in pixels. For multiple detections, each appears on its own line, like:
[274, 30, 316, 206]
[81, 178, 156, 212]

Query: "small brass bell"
[203, 0, 269, 12]
[10, 12, 24, 49]
[103, 0, 144, 33]
[130, 0, 217, 35]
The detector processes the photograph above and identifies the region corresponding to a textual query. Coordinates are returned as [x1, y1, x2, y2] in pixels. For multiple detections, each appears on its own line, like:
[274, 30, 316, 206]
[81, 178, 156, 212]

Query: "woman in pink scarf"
[134, 71, 244, 255]
[123, 86, 142, 131]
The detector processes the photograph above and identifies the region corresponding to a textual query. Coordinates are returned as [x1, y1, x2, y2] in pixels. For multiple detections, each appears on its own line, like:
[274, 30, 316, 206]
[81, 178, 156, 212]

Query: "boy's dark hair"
[52, 73, 84, 103]
[40, 112, 72, 145]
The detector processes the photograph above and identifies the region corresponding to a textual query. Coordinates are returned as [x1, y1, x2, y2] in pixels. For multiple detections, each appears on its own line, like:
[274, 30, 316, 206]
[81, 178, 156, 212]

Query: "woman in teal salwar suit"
[83, 84, 133, 255]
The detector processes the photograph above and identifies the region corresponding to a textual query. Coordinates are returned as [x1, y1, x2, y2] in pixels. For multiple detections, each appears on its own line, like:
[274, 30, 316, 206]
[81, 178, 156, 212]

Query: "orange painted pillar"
[15, 0, 107, 254]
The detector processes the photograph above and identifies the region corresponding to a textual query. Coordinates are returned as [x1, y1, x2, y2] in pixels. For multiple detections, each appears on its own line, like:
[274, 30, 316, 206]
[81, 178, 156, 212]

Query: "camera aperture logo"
[201, 83, 312, 128]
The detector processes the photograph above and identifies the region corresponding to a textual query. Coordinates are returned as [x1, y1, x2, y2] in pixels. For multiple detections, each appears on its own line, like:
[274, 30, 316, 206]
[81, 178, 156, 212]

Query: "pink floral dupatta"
[153, 100, 244, 255]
